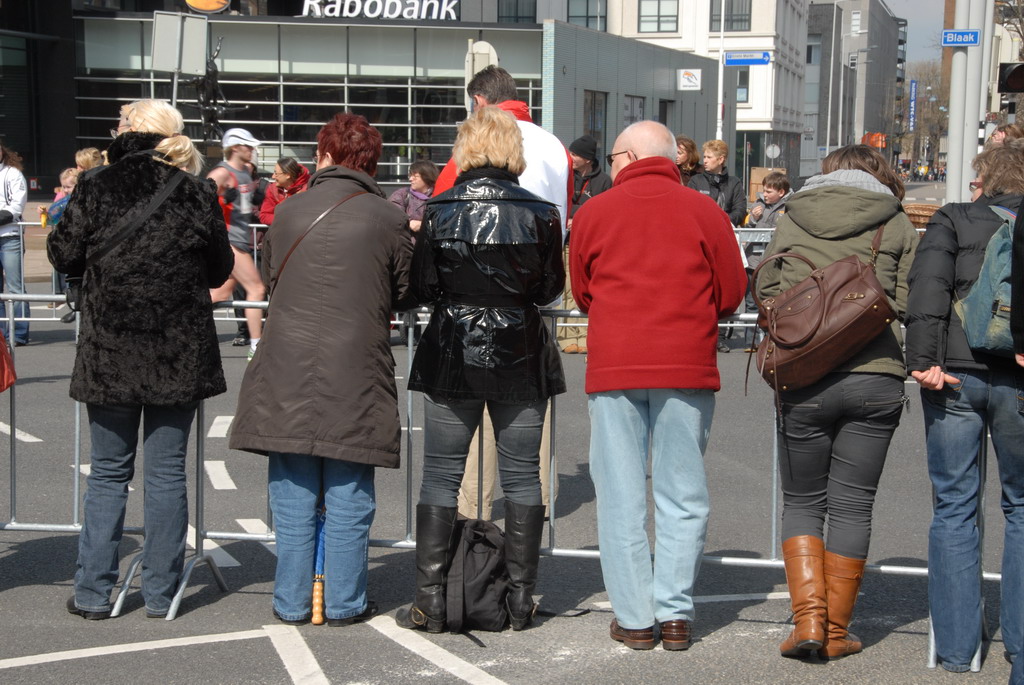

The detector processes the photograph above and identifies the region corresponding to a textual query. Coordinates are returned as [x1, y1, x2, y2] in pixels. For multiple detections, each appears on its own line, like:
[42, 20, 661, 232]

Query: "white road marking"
[368, 615, 507, 685]
[0, 629, 265, 670]
[400, 427, 423, 431]
[208, 415, 233, 438]
[76, 464, 133, 491]
[0, 422, 42, 443]
[593, 591, 791, 610]
[204, 460, 237, 490]
[186, 525, 240, 567]
[263, 624, 330, 685]
[237, 518, 277, 555]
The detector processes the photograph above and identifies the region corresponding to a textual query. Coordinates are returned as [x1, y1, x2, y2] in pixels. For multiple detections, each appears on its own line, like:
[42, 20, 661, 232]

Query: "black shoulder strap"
[86, 170, 185, 268]
[446, 520, 467, 633]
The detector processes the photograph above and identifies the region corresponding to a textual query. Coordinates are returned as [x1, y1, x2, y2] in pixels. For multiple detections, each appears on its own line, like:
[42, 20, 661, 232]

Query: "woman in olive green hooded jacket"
[756, 145, 918, 662]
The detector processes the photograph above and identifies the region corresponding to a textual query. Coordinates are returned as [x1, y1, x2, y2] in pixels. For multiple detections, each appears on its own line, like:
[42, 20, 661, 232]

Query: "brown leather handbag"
[750, 226, 896, 392]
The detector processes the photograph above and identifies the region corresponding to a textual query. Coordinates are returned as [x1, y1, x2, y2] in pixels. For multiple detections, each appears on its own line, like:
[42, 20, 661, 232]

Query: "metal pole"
[6, 306, 15, 524]
[405, 312, 415, 540]
[825, 2, 838, 153]
[946, 0, 972, 204]
[715, 0, 726, 140]
[962, 0, 986, 177]
[838, 33, 846, 148]
[980, 0, 996, 124]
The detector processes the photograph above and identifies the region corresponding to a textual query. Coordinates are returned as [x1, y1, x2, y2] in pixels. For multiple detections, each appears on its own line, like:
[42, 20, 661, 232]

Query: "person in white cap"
[209, 128, 264, 360]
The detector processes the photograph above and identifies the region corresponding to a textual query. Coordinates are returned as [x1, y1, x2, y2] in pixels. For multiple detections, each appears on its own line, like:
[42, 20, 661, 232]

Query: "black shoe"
[67, 596, 111, 620]
[716, 340, 730, 353]
[61, 311, 77, 324]
[231, 335, 250, 347]
[327, 601, 378, 627]
[273, 608, 310, 626]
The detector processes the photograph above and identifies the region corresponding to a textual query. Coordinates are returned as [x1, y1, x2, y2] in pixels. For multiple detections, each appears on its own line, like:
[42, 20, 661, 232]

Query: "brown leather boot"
[818, 551, 866, 660]
[779, 536, 826, 658]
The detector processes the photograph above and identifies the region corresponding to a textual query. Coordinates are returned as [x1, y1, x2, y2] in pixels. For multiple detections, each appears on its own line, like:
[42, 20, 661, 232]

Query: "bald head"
[608, 121, 677, 180]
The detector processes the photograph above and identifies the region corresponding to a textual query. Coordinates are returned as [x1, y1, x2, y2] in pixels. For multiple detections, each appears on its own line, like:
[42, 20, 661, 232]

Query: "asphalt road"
[0, 228, 1015, 684]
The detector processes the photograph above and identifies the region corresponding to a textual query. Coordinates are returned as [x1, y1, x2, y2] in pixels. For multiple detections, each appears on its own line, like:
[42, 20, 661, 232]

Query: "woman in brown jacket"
[229, 114, 414, 626]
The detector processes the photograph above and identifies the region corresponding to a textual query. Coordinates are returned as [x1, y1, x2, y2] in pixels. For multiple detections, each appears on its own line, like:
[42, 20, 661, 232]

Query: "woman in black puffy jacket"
[398, 106, 565, 634]
[905, 141, 1024, 675]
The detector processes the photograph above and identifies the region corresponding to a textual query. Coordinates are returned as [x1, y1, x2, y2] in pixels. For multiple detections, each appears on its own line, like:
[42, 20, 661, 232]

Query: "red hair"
[316, 113, 382, 176]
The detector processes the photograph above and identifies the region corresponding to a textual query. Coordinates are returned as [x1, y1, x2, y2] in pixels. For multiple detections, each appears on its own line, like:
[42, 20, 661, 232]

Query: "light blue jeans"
[75, 402, 197, 616]
[588, 388, 714, 629]
[0, 233, 29, 345]
[267, 453, 376, 622]
[921, 369, 1024, 672]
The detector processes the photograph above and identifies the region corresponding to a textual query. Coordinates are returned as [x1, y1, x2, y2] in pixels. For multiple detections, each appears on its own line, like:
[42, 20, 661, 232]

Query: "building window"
[806, 37, 821, 65]
[623, 95, 645, 125]
[736, 66, 749, 103]
[658, 99, 672, 124]
[569, 0, 606, 30]
[498, 0, 536, 23]
[639, 0, 678, 33]
[583, 90, 607, 150]
[848, 52, 858, 69]
[850, 10, 861, 34]
[709, 0, 752, 32]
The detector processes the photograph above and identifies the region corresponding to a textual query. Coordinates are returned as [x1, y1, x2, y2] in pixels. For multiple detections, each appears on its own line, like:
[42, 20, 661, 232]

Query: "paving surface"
[0, 182, 1014, 684]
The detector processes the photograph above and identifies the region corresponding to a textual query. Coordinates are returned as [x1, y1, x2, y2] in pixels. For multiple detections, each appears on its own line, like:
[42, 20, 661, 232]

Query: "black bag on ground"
[446, 518, 509, 632]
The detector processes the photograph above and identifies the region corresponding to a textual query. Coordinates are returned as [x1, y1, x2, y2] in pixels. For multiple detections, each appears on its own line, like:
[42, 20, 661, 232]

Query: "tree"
[905, 60, 949, 167]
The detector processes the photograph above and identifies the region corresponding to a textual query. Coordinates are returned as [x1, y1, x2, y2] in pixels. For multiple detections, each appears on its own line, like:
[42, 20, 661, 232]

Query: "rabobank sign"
[302, 0, 459, 20]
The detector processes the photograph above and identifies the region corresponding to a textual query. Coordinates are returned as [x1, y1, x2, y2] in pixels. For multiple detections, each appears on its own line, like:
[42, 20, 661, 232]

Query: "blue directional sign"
[724, 51, 771, 66]
[941, 30, 980, 47]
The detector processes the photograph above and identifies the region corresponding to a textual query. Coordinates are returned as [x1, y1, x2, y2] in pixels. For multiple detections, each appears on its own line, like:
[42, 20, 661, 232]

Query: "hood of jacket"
[307, 164, 386, 198]
[784, 169, 902, 240]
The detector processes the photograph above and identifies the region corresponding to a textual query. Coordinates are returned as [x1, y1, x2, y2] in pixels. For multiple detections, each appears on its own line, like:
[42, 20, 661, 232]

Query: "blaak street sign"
[724, 51, 770, 66]
[941, 30, 980, 47]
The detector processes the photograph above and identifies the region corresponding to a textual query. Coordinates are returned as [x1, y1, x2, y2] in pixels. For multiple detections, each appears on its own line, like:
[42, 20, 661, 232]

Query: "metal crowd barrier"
[0, 291, 1003, 628]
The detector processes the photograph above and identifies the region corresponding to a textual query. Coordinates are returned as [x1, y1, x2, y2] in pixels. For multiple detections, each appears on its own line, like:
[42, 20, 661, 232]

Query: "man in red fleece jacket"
[570, 120, 746, 651]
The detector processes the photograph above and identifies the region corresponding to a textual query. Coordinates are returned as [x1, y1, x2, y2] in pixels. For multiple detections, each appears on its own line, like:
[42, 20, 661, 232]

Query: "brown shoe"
[610, 619, 655, 650]
[562, 343, 580, 354]
[659, 619, 692, 651]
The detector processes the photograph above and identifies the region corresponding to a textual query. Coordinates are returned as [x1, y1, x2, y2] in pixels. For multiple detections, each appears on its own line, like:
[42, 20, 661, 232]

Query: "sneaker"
[247, 347, 255, 362]
[716, 340, 730, 353]
[231, 335, 250, 347]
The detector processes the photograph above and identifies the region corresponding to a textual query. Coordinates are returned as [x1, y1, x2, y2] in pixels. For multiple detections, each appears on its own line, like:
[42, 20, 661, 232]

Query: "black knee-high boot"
[504, 501, 545, 630]
[396, 504, 459, 633]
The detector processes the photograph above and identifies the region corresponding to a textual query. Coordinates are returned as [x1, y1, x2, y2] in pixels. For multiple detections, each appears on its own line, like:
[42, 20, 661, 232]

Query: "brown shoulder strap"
[272, 190, 367, 292]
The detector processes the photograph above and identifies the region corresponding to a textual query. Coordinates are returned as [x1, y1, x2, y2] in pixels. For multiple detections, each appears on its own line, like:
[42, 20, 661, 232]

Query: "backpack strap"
[990, 205, 1017, 224]
[445, 520, 467, 633]
[87, 170, 185, 268]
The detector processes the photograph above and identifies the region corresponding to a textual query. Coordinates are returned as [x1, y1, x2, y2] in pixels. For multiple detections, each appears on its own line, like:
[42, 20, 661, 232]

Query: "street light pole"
[715, 0, 726, 140]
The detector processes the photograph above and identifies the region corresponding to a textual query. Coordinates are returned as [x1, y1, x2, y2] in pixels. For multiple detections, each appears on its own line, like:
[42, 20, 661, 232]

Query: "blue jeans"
[0, 233, 29, 345]
[419, 395, 546, 508]
[268, 453, 376, 621]
[588, 388, 714, 629]
[921, 369, 1024, 671]
[75, 402, 197, 615]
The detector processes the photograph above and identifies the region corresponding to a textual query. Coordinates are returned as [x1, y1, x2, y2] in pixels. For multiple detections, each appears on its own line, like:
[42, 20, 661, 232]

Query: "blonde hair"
[452, 106, 526, 175]
[121, 99, 203, 175]
[75, 148, 103, 170]
[702, 139, 729, 159]
[59, 168, 81, 185]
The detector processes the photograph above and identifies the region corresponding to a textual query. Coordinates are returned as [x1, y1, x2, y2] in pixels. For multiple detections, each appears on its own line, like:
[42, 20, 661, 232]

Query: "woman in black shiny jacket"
[399, 106, 565, 634]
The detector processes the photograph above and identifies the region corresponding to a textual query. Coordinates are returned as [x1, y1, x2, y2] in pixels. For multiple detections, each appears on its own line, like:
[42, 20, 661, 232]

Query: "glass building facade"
[77, 16, 543, 182]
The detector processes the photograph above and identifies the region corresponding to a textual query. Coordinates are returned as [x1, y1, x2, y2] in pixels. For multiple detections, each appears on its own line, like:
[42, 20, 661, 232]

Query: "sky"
[883, 0, 945, 63]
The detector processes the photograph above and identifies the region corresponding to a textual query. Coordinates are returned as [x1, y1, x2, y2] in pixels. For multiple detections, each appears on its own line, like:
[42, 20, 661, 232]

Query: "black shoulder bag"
[66, 171, 185, 312]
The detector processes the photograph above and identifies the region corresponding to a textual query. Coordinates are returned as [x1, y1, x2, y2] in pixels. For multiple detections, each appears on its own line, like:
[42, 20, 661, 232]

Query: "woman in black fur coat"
[48, 99, 234, 620]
